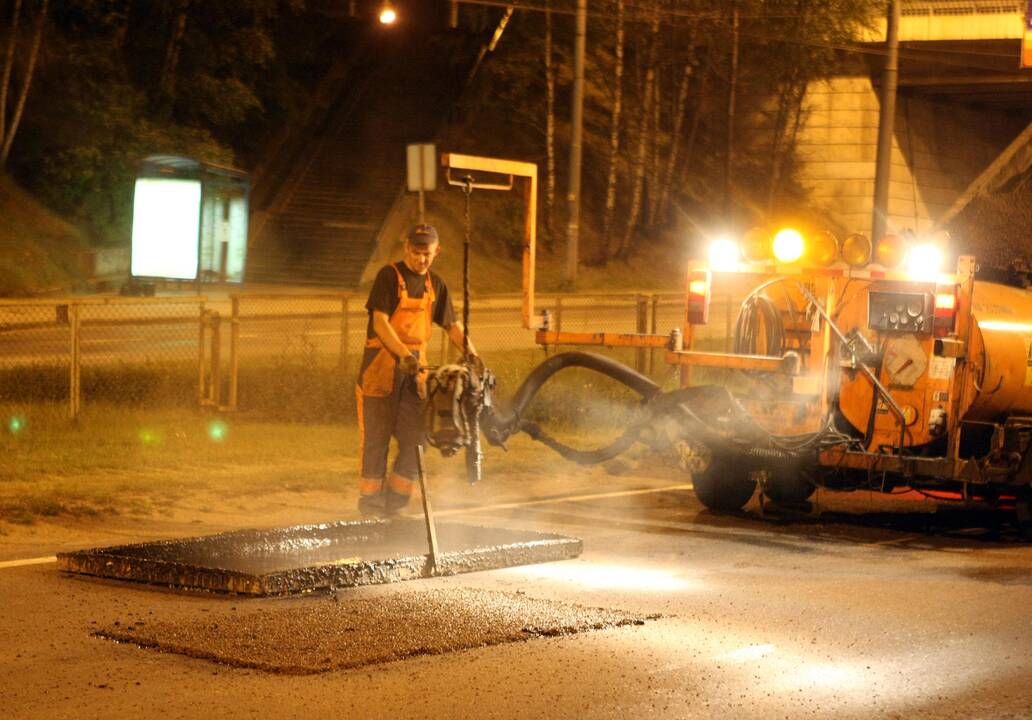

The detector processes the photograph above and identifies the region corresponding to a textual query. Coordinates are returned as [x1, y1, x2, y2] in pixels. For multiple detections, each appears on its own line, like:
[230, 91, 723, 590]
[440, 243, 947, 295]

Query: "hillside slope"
[0, 174, 86, 296]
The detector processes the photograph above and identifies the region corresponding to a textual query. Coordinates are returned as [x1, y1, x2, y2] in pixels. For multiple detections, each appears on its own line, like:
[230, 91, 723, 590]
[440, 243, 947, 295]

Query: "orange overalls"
[356, 264, 435, 510]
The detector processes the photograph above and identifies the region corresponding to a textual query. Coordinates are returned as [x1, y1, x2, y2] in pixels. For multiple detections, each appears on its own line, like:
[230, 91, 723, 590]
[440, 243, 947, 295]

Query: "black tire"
[762, 470, 817, 504]
[692, 456, 757, 512]
[1016, 491, 1032, 541]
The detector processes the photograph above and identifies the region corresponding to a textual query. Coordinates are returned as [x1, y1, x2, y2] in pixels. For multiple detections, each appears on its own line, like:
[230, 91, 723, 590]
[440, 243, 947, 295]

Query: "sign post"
[406, 143, 437, 222]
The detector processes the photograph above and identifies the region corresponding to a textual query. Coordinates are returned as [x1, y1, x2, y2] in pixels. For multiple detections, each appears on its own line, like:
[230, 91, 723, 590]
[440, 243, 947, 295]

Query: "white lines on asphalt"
[0, 555, 57, 569]
[411, 483, 695, 519]
[0, 484, 696, 571]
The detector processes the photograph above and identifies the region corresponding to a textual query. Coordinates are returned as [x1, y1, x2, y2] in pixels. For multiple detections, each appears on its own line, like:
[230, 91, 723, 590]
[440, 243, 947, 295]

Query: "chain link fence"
[0, 298, 208, 422]
[1, 287, 749, 425]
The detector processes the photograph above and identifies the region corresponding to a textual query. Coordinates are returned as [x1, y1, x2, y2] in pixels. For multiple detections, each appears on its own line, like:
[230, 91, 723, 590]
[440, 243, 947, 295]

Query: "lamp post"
[564, 0, 587, 288]
[872, 0, 900, 244]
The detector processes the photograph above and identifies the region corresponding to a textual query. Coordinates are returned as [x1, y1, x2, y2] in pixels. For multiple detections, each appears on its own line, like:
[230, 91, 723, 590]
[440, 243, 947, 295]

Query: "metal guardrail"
[0, 291, 742, 422]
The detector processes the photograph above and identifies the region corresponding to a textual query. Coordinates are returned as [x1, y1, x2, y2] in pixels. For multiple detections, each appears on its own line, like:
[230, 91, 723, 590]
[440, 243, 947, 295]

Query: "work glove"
[399, 354, 420, 376]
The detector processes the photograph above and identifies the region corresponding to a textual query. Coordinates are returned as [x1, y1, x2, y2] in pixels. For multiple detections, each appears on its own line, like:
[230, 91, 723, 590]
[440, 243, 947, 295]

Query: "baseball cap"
[407, 223, 439, 246]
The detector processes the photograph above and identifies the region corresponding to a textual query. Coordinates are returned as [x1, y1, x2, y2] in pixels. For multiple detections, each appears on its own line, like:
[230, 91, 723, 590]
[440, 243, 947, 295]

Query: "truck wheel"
[762, 470, 817, 504]
[692, 457, 756, 512]
[1016, 492, 1032, 541]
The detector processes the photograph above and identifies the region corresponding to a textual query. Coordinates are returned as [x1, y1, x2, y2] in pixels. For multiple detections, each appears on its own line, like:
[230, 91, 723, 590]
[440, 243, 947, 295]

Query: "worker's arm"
[372, 311, 416, 360]
[446, 321, 477, 357]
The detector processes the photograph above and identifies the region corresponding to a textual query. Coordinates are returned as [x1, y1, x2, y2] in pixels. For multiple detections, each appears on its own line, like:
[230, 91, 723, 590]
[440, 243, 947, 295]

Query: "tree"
[618, 2, 659, 258]
[543, 0, 556, 240]
[0, 0, 48, 168]
[600, 0, 624, 260]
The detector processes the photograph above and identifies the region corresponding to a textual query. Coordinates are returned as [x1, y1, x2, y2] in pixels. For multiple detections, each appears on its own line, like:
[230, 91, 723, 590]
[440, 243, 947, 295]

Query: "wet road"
[1, 478, 1030, 719]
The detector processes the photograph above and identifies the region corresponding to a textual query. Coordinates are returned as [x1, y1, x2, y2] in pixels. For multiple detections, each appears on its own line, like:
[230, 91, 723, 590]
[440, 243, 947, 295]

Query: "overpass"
[795, 0, 1032, 263]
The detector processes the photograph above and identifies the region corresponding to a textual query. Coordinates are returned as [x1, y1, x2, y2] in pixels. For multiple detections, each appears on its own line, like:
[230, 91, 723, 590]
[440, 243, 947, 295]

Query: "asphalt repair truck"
[426, 154, 1032, 534]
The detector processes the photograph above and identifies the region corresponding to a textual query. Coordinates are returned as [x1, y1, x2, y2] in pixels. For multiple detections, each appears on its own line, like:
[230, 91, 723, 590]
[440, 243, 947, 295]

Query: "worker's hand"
[399, 354, 420, 376]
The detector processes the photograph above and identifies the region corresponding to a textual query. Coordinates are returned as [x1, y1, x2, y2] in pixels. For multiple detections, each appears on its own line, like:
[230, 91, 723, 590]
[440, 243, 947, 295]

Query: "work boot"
[358, 494, 386, 518]
[383, 489, 411, 516]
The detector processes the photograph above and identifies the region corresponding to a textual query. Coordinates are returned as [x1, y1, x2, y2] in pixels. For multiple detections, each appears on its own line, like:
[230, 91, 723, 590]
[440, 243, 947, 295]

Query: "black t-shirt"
[364, 262, 456, 339]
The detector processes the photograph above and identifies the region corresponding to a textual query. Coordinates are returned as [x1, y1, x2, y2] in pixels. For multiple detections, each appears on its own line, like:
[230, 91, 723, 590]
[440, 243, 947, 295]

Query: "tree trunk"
[160, 0, 190, 98]
[544, 0, 556, 242]
[0, 0, 46, 167]
[647, 63, 661, 227]
[0, 0, 23, 146]
[600, 0, 624, 261]
[618, 6, 659, 258]
[724, 3, 739, 217]
[767, 81, 807, 210]
[675, 54, 710, 200]
[766, 0, 807, 213]
[658, 60, 693, 221]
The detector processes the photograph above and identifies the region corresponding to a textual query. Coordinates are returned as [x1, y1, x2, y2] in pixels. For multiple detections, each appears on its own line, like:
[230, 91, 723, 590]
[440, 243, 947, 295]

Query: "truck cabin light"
[687, 269, 711, 325]
[772, 228, 804, 263]
[906, 242, 944, 280]
[933, 284, 957, 336]
[841, 233, 872, 268]
[708, 237, 740, 271]
[809, 230, 838, 266]
[742, 227, 771, 262]
[875, 233, 906, 268]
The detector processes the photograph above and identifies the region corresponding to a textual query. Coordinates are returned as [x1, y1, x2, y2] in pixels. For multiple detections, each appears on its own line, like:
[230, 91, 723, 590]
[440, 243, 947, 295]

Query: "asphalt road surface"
[1, 474, 1030, 719]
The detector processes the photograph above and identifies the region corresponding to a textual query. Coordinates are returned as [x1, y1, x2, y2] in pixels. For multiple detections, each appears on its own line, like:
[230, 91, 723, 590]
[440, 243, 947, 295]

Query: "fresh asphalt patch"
[95, 588, 658, 674]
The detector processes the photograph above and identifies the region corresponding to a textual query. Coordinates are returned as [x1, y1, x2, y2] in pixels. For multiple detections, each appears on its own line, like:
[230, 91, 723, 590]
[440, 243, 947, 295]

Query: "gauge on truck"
[883, 334, 928, 387]
[869, 291, 934, 333]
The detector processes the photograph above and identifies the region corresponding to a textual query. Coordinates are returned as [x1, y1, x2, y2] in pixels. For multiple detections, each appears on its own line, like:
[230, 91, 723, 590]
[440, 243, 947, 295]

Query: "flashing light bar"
[687, 269, 711, 325]
[934, 284, 958, 337]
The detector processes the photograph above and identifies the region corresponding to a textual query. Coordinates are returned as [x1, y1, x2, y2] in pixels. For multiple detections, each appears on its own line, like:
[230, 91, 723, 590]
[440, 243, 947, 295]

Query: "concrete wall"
[794, 75, 1023, 237]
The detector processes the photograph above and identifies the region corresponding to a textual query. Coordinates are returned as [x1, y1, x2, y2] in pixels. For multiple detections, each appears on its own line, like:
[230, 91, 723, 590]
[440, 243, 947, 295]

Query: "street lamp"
[379, 1, 397, 24]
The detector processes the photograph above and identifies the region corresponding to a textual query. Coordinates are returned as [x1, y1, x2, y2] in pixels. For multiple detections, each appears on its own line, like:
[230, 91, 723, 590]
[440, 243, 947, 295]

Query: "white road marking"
[0, 483, 694, 571]
[0, 555, 57, 569]
[412, 483, 695, 519]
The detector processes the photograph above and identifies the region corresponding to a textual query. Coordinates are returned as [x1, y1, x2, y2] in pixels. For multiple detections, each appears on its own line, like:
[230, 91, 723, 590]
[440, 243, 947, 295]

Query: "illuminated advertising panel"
[130, 177, 202, 280]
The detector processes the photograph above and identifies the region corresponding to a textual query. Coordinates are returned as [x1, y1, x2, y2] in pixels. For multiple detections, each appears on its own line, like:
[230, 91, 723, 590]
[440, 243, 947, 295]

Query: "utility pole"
[565, 0, 587, 288]
[872, 0, 900, 244]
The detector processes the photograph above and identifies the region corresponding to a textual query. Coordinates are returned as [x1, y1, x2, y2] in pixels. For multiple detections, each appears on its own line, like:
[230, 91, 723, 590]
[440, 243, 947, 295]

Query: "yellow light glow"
[720, 643, 777, 662]
[772, 228, 804, 263]
[841, 233, 872, 267]
[935, 292, 956, 311]
[708, 237, 740, 271]
[741, 227, 771, 262]
[808, 231, 838, 266]
[978, 320, 1032, 333]
[802, 664, 857, 687]
[689, 279, 708, 296]
[507, 562, 697, 592]
[905, 242, 943, 279]
[875, 233, 906, 268]
[379, 4, 397, 23]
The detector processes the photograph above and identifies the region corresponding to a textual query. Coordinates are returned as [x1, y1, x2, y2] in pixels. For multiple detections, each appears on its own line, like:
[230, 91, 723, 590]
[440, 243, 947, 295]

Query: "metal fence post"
[69, 303, 81, 420]
[635, 294, 648, 372]
[228, 296, 239, 411]
[726, 292, 733, 351]
[198, 305, 207, 406]
[339, 296, 350, 372]
[649, 294, 658, 375]
[209, 311, 221, 407]
[555, 296, 563, 334]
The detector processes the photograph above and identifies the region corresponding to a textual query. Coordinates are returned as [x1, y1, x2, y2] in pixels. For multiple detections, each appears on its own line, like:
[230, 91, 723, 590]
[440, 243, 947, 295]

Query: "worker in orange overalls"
[356, 223, 475, 516]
